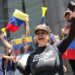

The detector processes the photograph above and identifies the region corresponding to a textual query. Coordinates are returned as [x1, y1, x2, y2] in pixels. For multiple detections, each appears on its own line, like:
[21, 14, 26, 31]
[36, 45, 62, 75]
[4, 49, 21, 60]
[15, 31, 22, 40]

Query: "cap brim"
[34, 28, 49, 34]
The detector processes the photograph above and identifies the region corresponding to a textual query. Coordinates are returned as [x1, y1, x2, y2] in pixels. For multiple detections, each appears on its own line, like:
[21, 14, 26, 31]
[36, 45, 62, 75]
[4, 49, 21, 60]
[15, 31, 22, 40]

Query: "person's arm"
[25, 16, 30, 36]
[56, 17, 75, 54]
[0, 54, 13, 60]
[21, 16, 30, 37]
[61, 28, 65, 39]
[15, 61, 31, 74]
[12, 53, 31, 74]
[0, 33, 12, 49]
[56, 2, 75, 54]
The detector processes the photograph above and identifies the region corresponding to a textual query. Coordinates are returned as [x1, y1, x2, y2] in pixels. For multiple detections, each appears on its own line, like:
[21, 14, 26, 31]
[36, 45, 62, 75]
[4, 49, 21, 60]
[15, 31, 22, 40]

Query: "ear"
[47, 35, 50, 42]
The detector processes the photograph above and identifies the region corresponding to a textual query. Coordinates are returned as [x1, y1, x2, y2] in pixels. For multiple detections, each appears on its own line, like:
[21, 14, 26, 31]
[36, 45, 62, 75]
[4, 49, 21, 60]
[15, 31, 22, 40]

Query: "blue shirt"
[0, 57, 5, 75]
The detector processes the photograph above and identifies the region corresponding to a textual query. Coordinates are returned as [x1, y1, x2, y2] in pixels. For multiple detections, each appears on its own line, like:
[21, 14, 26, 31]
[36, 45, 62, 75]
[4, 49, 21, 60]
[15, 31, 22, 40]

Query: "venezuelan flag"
[62, 39, 75, 59]
[6, 9, 28, 33]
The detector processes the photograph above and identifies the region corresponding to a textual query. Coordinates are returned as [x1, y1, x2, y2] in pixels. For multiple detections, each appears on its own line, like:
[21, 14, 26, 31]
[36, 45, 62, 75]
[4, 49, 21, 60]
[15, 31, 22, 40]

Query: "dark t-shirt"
[26, 45, 64, 75]
[16, 45, 64, 75]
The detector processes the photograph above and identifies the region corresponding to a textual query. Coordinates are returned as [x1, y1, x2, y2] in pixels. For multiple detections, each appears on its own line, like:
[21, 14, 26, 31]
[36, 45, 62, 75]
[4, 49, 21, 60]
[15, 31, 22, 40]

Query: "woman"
[13, 2, 75, 75]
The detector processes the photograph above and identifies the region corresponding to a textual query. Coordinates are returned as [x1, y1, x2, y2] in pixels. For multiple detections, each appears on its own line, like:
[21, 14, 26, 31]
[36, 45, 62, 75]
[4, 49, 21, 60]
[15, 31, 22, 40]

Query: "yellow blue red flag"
[6, 9, 28, 33]
[62, 39, 75, 59]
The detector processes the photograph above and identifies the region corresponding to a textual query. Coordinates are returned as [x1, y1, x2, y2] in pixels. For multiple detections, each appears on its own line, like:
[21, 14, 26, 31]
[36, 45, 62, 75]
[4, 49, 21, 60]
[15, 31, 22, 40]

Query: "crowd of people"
[0, 16, 30, 75]
[0, 1, 75, 75]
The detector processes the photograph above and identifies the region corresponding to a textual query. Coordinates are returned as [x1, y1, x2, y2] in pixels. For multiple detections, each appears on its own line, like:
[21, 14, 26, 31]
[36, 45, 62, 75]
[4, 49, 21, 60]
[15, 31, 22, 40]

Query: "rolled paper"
[1, 28, 8, 40]
[56, 35, 59, 40]
[41, 7, 47, 23]
[1, 28, 6, 32]
[1, 28, 6, 36]
[4, 35, 8, 40]
[42, 7, 47, 17]
[41, 17, 44, 23]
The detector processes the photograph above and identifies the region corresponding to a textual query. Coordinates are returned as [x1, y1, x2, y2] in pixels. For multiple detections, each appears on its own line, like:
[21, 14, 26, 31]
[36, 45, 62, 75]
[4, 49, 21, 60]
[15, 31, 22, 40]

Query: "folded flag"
[1, 28, 8, 40]
[62, 39, 75, 59]
[6, 9, 28, 33]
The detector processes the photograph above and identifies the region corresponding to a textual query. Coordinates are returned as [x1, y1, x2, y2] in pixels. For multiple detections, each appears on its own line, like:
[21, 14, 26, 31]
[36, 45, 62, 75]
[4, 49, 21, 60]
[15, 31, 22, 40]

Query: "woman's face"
[35, 30, 49, 47]
[65, 13, 71, 22]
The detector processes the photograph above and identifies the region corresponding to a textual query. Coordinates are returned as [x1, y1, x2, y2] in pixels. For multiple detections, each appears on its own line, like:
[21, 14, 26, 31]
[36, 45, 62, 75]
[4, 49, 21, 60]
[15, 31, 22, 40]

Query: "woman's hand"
[0, 33, 5, 40]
